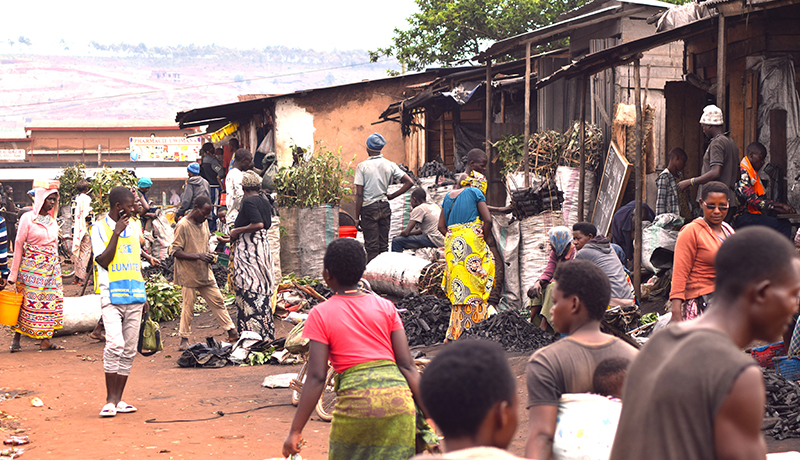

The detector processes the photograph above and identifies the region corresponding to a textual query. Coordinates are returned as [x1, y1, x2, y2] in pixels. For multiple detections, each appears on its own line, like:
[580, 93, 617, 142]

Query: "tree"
[373, 0, 689, 72]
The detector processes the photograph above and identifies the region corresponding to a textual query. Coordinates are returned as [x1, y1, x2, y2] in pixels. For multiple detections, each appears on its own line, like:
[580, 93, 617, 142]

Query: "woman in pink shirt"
[283, 238, 425, 460]
[9, 187, 64, 352]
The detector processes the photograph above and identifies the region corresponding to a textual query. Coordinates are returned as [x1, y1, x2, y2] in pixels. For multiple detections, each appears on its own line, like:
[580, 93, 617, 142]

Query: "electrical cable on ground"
[144, 402, 294, 423]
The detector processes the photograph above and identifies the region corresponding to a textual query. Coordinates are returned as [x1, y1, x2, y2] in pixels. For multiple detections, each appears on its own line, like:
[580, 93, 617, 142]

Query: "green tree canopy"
[373, 0, 688, 72]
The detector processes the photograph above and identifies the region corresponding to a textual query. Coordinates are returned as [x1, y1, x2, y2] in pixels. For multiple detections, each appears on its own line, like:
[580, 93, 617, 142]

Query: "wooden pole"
[633, 58, 643, 300]
[524, 42, 532, 188]
[578, 75, 587, 222]
[486, 60, 493, 155]
[716, 15, 727, 115]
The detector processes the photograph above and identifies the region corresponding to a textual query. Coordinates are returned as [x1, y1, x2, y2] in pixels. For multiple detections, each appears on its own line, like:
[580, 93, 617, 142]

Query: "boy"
[610, 227, 800, 460]
[572, 222, 634, 306]
[415, 339, 523, 459]
[592, 357, 630, 399]
[525, 259, 638, 460]
[655, 147, 687, 217]
[391, 187, 444, 252]
[91, 187, 148, 417]
[354, 133, 414, 262]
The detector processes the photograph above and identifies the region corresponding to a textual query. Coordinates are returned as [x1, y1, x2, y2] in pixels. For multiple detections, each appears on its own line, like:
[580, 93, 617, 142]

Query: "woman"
[230, 171, 275, 340]
[71, 180, 93, 284]
[283, 238, 424, 460]
[438, 148, 496, 341]
[9, 187, 64, 352]
[527, 226, 575, 331]
[670, 181, 734, 322]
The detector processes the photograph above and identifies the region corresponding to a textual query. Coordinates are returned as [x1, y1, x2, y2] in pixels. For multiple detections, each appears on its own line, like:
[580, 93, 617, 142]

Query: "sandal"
[116, 401, 137, 413]
[39, 343, 64, 351]
[9, 344, 21, 353]
[99, 403, 117, 417]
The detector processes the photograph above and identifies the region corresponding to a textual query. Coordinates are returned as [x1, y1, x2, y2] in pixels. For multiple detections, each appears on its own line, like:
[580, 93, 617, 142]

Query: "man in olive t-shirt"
[610, 227, 800, 460]
[525, 260, 638, 460]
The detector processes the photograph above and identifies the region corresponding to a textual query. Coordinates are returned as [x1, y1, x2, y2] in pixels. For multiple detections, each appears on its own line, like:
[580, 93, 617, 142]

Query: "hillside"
[0, 43, 401, 126]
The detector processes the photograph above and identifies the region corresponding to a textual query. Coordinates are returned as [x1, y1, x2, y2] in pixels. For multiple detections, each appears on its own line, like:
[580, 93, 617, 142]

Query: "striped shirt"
[0, 217, 8, 279]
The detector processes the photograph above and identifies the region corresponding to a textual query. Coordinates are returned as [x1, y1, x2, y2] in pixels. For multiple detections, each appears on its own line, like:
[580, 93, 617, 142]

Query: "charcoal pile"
[419, 161, 455, 181]
[308, 282, 333, 306]
[396, 294, 452, 347]
[211, 264, 228, 288]
[142, 255, 175, 281]
[510, 180, 564, 220]
[763, 367, 800, 440]
[461, 310, 557, 352]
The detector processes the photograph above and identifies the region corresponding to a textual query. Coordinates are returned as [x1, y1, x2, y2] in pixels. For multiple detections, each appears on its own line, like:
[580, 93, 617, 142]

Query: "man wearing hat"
[354, 133, 414, 262]
[175, 162, 210, 221]
[678, 105, 739, 217]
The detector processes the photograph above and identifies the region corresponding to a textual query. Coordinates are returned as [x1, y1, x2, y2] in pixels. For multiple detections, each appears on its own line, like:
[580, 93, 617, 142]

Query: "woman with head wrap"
[9, 187, 64, 352]
[229, 171, 275, 340]
[438, 148, 496, 341]
[527, 226, 576, 332]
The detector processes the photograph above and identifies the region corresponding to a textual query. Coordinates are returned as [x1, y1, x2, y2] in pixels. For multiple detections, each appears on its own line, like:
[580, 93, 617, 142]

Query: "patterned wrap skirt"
[329, 360, 416, 460]
[14, 243, 64, 339]
[442, 219, 495, 340]
[232, 229, 275, 340]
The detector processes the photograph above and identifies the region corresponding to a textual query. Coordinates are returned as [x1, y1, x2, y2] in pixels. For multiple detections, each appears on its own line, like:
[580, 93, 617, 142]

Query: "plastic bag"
[138, 311, 163, 356]
[362, 252, 432, 297]
[641, 213, 681, 273]
[176, 337, 232, 368]
[552, 393, 622, 460]
[491, 214, 522, 310]
[285, 322, 310, 354]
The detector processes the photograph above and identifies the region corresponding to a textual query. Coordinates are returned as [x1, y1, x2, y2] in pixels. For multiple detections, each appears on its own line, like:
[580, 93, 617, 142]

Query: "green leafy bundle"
[146, 274, 183, 322]
[274, 142, 354, 208]
[56, 163, 88, 207]
[89, 168, 138, 214]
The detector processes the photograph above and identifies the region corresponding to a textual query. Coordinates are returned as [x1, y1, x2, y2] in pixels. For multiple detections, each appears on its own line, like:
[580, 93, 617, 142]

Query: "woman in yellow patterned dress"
[438, 149, 495, 341]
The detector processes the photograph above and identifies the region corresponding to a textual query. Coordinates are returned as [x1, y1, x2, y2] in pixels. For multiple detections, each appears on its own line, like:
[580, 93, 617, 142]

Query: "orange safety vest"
[741, 156, 765, 215]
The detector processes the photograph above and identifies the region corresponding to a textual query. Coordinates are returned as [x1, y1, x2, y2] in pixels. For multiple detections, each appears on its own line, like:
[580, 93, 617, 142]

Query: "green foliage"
[240, 347, 276, 366]
[146, 274, 183, 323]
[275, 142, 354, 208]
[281, 273, 321, 286]
[372, 0, 589, 71]
[56, 163, 87, 207]
[89, 168, 138, 214]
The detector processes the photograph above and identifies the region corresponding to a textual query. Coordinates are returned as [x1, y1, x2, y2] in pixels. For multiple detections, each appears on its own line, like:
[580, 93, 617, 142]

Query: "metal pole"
[578, 75, 587, 222]
[524, 42, 531, 188]
[716, 15, 727, 115]
[633, 58, 643, 300]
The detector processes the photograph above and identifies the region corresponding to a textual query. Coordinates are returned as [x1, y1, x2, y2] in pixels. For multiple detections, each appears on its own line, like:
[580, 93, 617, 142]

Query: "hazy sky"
[1, 0, 419, 52]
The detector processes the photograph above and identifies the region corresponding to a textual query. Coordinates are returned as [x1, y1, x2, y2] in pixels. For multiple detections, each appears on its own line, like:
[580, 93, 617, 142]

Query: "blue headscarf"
[549, 226, 573, 258]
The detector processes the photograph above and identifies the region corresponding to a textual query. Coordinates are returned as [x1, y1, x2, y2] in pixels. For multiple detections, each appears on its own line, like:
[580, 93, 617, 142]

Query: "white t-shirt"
[354, 155, 405, 207]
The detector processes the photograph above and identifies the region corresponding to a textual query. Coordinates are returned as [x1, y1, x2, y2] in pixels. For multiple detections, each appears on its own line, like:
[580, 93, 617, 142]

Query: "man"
[4, 185, 17, 251]
[171, 195, 238, 351]
[573, 222, 635, 305]
[678, 105, 739, 213]
[655, 148, 689, 218]
[610, 200, 655, 264]
[734, 142, 795, 238]
[200, 142, 225, 232]
[225, 148, 253, 232]
[610, 227, 800, 460]
[526, 260, 638, 459]
[175, 163, 209, 220]
[354, 133, 414, 262]
[91, 187, 148, 417]
[226, 138, 240, 170]
[391, 188, 444, 253]
[414, 340, 523, 460]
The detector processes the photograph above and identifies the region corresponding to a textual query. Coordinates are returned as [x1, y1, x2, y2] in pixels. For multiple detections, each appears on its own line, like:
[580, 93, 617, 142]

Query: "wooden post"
[439, 116, 445, 163]
[633, 58, 643, 300]
[486, 60, 493, 155]
[524, 42, 532, 188]
[579, 75, 587, 222]
[770, 109, 788, 203]
[716, 15, 727, 115]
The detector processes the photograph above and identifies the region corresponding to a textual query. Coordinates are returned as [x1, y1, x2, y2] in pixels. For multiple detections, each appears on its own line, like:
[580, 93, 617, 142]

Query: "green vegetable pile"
[640, 312, 659, 326]
[275, 142, 354, 208]
[241, 347, 276, 366]
[146, 274, 183, 322]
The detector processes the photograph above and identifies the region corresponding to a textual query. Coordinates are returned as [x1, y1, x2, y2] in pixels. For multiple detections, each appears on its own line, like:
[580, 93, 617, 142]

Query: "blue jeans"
[208, 186, 220, 232]
[734, 212, 793, 239]
[391, 234, 436, 252]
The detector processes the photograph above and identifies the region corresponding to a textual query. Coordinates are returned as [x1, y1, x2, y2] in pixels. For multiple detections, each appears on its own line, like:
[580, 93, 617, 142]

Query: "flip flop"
[39, 343, 64, 351]
[116, 401, 137, 413]
[9, 344, 21, 353]
[99, 403, 117, 417]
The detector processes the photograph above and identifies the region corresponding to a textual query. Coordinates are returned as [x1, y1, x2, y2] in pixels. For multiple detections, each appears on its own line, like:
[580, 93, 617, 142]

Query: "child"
[592, 358, 631, 399]
[415, 339, 523, 459]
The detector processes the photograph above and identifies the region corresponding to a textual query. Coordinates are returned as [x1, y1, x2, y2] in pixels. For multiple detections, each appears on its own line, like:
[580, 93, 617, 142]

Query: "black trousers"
[361, 201, 391, 262]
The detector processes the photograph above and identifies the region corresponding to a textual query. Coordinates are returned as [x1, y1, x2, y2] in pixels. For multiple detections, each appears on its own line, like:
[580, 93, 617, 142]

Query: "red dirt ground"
[1, 287, 798, 459]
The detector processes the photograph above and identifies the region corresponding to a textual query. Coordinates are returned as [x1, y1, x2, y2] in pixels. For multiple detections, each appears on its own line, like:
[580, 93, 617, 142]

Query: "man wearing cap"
[678, 105, 739, 217]
[354, 133, 414, 262]
[175, 163, 210, 221]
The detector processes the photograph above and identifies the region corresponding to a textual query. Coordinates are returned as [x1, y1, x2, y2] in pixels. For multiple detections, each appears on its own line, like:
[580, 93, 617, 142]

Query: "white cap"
[700, 105, 724, 125]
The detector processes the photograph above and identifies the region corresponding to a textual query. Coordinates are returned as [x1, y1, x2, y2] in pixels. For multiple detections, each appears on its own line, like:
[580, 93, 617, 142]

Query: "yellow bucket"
[0, 290, 24, 327]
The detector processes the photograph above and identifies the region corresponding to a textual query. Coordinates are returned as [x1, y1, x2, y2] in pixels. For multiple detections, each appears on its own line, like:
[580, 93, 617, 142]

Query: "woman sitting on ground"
[439, 148, 496, 341]
[283, 238, 425, 460]
[670, 181, 734, 322]
[527, 226, 575, 332]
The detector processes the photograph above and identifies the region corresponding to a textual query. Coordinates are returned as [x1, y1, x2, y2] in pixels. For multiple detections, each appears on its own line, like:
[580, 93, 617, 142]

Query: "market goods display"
[509, 180, 564, 220]
[396, 294, 452, 347]
[460, 310, 557, 352]
[418, 160, 456, 180]
[763, 367, 800, 440]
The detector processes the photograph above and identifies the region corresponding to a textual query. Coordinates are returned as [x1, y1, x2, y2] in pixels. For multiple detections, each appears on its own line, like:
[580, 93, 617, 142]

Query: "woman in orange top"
[670, 181, 734, 322]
